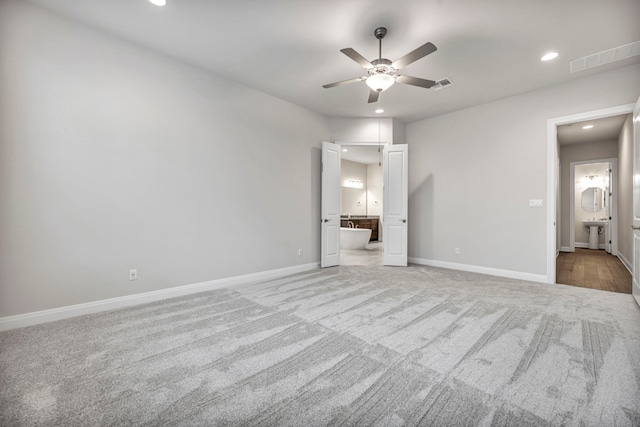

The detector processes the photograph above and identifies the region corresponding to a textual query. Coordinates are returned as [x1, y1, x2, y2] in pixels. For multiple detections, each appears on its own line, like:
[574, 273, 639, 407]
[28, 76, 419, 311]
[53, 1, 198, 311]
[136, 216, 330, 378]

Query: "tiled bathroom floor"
[340, 241, 383, 266]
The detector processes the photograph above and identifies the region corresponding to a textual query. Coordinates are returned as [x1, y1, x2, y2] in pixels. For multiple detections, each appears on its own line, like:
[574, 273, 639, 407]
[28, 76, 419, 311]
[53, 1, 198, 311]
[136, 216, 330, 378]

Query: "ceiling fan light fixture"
[366, 73, 395, 92]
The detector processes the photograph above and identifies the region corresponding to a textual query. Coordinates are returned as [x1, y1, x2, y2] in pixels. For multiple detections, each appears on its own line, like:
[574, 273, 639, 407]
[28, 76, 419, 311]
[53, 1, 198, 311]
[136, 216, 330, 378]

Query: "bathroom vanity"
[340, 216, 379, 241]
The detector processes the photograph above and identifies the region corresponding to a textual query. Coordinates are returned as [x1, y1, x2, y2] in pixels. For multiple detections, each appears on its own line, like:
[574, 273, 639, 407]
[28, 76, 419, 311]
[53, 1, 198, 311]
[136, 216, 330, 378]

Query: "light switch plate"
[529, 199, 543, 207]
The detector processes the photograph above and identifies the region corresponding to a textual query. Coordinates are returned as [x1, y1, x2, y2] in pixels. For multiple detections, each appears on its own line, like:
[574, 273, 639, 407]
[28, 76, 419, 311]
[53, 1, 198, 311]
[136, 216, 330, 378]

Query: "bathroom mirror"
[581, 187, 604, 212]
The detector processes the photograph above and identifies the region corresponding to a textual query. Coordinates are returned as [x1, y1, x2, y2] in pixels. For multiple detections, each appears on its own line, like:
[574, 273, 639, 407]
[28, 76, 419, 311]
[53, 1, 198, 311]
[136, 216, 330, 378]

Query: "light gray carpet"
[1, 265, 640, 426]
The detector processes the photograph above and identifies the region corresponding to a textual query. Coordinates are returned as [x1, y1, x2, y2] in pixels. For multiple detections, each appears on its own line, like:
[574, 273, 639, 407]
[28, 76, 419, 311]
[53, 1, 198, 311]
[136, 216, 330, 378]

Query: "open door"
[605, 162, 613, 254]
[632, 98, 640, 307]
[383, 144, 408, 266]
[321, 141, 341, 268]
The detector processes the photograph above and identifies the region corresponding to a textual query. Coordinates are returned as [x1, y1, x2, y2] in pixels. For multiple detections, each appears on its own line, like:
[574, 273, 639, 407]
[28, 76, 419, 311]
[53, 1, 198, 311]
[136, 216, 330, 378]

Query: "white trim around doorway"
[569, 158, 617, 254]
[547, 103, 635, 284]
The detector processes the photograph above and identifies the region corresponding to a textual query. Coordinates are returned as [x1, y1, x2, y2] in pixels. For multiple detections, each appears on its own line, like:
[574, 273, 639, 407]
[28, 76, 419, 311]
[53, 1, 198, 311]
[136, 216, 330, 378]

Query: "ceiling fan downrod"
[374, 27, 387, 61]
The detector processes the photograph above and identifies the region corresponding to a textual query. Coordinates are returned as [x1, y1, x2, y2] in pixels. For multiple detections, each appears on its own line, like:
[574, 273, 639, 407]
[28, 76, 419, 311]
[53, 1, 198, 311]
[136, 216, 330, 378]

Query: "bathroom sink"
[583, 220, 607, 227]
[583, 220, 607, 250]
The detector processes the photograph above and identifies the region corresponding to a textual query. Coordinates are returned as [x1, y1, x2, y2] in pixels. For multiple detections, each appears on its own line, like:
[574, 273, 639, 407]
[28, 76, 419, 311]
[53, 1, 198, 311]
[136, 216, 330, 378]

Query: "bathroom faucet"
[348, 221, 355, 228]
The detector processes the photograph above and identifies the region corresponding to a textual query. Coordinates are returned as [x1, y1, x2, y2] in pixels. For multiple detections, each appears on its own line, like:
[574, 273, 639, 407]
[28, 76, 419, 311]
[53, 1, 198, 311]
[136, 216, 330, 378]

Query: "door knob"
[401, 219, 407, 223]
[324, 219, 331, 222]
[632, 225, 640, 230]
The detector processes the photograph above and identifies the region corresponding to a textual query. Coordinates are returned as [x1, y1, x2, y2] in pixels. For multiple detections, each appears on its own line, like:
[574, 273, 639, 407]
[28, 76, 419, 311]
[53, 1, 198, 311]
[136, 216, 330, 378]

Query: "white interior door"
[383, 144, 408, 266]
[632, 97, 640, 307]
[321, 141, 341, 268]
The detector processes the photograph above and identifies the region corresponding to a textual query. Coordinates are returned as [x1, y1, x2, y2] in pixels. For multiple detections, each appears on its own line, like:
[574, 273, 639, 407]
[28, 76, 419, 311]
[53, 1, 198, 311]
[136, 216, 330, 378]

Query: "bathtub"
[340, 227, 372, 250]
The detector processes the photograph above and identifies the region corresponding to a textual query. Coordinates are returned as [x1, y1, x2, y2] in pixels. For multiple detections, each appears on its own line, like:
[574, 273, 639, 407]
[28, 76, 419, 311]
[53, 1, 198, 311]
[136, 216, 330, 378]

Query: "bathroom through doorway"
[569, 159, 616, 254]
[552, 106, 634, 294]
[339, 143, 384, 266]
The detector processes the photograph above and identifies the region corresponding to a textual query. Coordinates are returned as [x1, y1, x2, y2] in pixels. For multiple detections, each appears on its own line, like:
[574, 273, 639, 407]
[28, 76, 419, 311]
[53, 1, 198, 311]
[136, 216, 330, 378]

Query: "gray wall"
[617, 114, 634, 267]
[367, 164, 383, 218]
[559, 140, 618, 248]
[341, 159, 368, 216]
[406, 63, 640, 277]
[392, 118, 406, 144]
[0, 1, 330, 317]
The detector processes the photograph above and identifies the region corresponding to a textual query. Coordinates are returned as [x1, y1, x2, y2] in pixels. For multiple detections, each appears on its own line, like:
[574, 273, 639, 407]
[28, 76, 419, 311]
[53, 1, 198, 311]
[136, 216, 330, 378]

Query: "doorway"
[568, 159, 616, 254]
[339, 143, 384, 266]
[548, 104, 635, 290]
[321, 141, 409, 268]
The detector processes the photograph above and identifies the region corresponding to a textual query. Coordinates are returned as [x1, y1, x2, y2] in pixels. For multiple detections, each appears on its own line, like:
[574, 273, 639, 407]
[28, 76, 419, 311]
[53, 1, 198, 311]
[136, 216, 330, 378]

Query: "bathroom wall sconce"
[343, 179, 364, 189]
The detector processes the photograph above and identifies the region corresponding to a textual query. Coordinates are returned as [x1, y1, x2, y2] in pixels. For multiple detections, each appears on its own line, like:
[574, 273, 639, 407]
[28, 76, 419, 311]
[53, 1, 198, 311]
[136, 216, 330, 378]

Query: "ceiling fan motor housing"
[369, 58, 395, 74]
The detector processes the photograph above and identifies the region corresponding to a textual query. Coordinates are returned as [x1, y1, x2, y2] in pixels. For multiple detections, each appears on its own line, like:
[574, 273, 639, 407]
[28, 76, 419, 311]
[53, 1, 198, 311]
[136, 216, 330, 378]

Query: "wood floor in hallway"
[556, 248, 631, 294]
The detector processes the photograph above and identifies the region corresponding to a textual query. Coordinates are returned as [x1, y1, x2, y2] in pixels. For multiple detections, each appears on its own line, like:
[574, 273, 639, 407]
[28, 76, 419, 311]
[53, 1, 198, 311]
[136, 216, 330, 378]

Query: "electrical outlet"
[129, 269, 138, 281]
[298, 248, 303, 256]
[454, 248, 460, 255]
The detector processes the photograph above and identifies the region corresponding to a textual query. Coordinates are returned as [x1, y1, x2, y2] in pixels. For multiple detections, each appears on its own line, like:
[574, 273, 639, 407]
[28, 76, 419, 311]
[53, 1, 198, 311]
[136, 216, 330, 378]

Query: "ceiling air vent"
[570, 41, 640, 73]
[433, 78, 454, 91]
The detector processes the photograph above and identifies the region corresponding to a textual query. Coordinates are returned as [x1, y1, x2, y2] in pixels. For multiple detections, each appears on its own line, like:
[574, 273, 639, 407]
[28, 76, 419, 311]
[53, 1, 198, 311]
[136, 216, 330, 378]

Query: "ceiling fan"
[322, 27, 438, 103]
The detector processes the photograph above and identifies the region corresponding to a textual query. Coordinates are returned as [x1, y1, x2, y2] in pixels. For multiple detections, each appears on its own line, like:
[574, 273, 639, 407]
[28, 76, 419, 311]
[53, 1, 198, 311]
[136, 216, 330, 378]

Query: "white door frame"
[632, 96, 640, 307]
[568, 158, 617, 253]
[547, 103, 635, 284]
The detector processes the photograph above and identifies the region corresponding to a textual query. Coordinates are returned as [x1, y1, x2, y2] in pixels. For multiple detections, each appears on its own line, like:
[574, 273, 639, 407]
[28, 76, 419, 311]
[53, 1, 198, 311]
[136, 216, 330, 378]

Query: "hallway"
[556, 248, 631, 294]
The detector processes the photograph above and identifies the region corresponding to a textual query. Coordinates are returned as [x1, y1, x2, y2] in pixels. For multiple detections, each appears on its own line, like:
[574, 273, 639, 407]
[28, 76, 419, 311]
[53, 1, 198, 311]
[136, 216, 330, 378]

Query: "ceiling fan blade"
[396, 75, 436, 89]
[340, 48, 373, 68]
[367, 89, 380, 103]
[391, 42, 437, 69]
[322, 77, 365, 89]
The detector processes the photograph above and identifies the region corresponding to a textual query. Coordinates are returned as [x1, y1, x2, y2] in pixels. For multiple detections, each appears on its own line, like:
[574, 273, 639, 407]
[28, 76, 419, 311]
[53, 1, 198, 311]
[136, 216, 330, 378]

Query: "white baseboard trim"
[0, 262, 319, 332]
[560, 246, 573, 252]
[617, 252, 632, 274]
[574, 242, 607, 250]
[408, 257, 548, 284]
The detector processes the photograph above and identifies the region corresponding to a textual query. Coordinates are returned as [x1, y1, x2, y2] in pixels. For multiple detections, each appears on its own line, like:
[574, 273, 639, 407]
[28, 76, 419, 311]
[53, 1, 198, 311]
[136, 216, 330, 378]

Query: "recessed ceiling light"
[342, 148, 348, 152]
[148, 0, 166, 6]
[541, 52, 559, 61]
[582, 124, 594, 130]
[375, 108, 384, 114]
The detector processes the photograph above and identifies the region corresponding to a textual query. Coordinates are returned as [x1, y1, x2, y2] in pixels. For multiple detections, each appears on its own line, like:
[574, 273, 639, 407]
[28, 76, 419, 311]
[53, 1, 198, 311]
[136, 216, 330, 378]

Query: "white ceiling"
[26, 0, 640, 123]
[558, 114, 630, 145]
